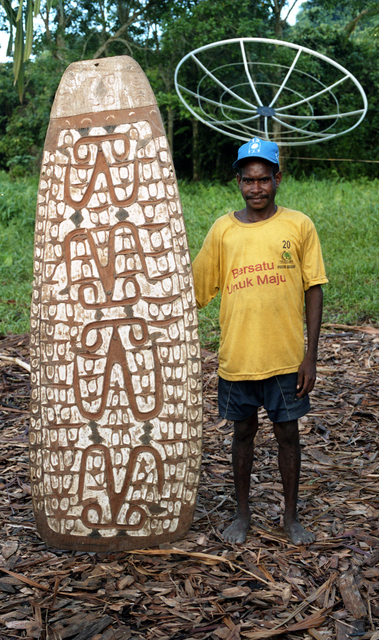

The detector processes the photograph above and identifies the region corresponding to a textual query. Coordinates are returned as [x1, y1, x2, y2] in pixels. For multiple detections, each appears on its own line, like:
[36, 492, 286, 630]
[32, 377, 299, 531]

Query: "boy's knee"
[273, 419, 299, 446]
[234, 412, 258, 440]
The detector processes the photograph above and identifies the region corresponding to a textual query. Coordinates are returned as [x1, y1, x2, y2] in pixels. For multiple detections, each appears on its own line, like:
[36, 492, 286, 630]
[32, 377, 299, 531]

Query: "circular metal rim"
[174, 37, 368, 146]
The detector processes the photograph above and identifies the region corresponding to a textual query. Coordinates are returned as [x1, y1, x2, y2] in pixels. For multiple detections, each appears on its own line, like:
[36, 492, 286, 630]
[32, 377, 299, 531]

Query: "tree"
[0, 0, 40, 99]
[298, 0, 379, 38]
[143, 0, 303, 179]
[2, 0, 378, 181]
[288, 0, 379, 180]
[269, 0, 304, 37]
[0, 0, 174, 98]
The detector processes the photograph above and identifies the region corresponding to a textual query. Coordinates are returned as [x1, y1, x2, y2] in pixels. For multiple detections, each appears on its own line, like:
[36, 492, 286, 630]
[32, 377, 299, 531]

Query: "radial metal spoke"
[177, 84, 257, 114]
[190, 54, 258, 110]
[269, 48, 302, 109]
[274, 76, 349, 112]
[240, 40, 263, 107]
[219, 108, 261, 125]
[272, 115, 339, 138]
[277, 109, 366, 120]
[207, 114, 261, 126]
[211, 115, 260, 132]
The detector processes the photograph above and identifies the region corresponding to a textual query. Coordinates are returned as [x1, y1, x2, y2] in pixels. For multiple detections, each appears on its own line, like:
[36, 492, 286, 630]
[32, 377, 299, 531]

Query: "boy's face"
[236, 160, 282, 212]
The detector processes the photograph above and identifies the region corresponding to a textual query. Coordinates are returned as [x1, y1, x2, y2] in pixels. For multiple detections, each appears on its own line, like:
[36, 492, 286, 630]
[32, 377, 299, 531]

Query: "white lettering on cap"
[248, 138, 261, 154]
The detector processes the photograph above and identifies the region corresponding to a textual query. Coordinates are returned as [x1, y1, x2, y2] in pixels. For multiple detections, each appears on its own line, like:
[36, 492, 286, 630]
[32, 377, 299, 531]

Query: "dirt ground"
[0, 327, 378, 640]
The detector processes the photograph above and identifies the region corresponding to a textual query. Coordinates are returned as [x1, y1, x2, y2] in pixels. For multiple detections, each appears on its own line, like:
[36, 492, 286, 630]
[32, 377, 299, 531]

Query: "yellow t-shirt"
[192, 206, 328, 380]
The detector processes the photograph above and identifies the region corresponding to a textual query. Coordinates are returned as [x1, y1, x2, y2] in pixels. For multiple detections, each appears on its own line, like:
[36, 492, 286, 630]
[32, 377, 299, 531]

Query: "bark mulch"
[0, 327, 378, 640]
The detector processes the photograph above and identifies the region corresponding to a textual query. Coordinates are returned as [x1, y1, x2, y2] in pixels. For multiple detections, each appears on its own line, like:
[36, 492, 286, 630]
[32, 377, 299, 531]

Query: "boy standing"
[193, 138, 328, 544]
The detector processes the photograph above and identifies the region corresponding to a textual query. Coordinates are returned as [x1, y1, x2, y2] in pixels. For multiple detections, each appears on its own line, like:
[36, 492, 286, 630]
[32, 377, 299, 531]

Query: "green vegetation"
[0, 172, 36, 334]
[1, 0, 379, 181]
[1, 0, 378, 344]
[1, 173, 378, 346]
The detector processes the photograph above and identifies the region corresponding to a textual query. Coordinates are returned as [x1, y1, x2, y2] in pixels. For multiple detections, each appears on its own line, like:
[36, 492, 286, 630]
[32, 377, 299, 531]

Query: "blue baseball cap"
[233, 137, 280, 170]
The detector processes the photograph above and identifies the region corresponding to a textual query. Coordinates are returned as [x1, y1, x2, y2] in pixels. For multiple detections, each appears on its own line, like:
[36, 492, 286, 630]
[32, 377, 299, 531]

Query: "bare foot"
[222, 515, 251, 544]
[284, 517, 315, 545]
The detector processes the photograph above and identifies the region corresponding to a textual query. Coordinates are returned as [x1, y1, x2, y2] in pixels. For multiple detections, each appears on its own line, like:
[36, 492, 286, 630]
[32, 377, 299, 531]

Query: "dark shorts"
[218, 373, 311, 423]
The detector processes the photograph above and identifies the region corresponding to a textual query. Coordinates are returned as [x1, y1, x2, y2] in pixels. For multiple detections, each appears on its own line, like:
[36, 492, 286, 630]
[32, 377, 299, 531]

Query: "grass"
[1, 172, 379, 345]
[0, 172, 37, 335]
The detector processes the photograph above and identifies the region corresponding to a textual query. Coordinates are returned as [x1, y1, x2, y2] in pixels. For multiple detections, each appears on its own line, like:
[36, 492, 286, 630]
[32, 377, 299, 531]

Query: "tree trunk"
[167, 106, 174, 156]
[55, 2, 67, 59]
[273, 118, 287, 174]
[271, 0, 287, 37]
[192, 118, 200, 182]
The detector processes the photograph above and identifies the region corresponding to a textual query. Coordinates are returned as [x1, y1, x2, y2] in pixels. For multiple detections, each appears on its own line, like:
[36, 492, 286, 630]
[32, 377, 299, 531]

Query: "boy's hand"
[296, 356, 316, 397]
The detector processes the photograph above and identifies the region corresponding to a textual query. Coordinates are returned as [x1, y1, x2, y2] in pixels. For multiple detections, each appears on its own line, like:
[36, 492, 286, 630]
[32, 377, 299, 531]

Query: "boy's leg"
[273, 419, 315, 545]
[222, 411, 258, 544]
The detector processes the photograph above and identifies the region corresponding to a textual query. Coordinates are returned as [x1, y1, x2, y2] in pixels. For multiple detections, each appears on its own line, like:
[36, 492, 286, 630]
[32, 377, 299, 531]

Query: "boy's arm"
[296, 284, 323, 398]
[192, 233, 220, 309]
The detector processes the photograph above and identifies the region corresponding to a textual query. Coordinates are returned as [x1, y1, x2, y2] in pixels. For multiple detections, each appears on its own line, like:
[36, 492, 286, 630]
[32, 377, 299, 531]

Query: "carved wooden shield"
[29, 56, 203, 551]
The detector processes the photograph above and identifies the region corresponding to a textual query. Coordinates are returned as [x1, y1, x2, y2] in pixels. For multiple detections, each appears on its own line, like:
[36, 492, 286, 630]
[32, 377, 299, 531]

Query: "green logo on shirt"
[281, 250, 292, 262]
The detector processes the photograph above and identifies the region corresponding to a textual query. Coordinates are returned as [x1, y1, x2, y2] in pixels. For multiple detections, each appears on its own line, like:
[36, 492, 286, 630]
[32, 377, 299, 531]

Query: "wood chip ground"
[0, 328, 378, 640]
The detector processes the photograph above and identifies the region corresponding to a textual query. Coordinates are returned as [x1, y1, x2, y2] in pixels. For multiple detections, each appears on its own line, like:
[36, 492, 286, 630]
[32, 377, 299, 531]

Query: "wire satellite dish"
[174, 38, 367, 146]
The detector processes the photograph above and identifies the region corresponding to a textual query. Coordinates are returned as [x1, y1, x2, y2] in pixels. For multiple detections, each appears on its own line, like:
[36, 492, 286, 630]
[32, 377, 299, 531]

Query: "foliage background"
[0, 0, 379, 338]
[0, 0, 379, 181]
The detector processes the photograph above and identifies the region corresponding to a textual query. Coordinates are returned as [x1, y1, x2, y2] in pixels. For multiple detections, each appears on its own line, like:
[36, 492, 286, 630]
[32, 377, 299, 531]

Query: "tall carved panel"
[29, 56, 202, 551]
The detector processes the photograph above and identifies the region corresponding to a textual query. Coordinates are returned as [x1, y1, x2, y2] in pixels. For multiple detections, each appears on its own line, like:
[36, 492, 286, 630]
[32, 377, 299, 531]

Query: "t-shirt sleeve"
[301, 221, 329, 291]
[192, 224, 220, 309]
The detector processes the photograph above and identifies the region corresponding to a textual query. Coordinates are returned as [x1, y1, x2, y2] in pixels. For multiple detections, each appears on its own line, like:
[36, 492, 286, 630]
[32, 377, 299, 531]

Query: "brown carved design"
[63, 221, 174, 308]
[73, 318, 163, 421]
[64, 133, 150, 209]
[30, 57, 202, 552]
[78, 444, 164, 530]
